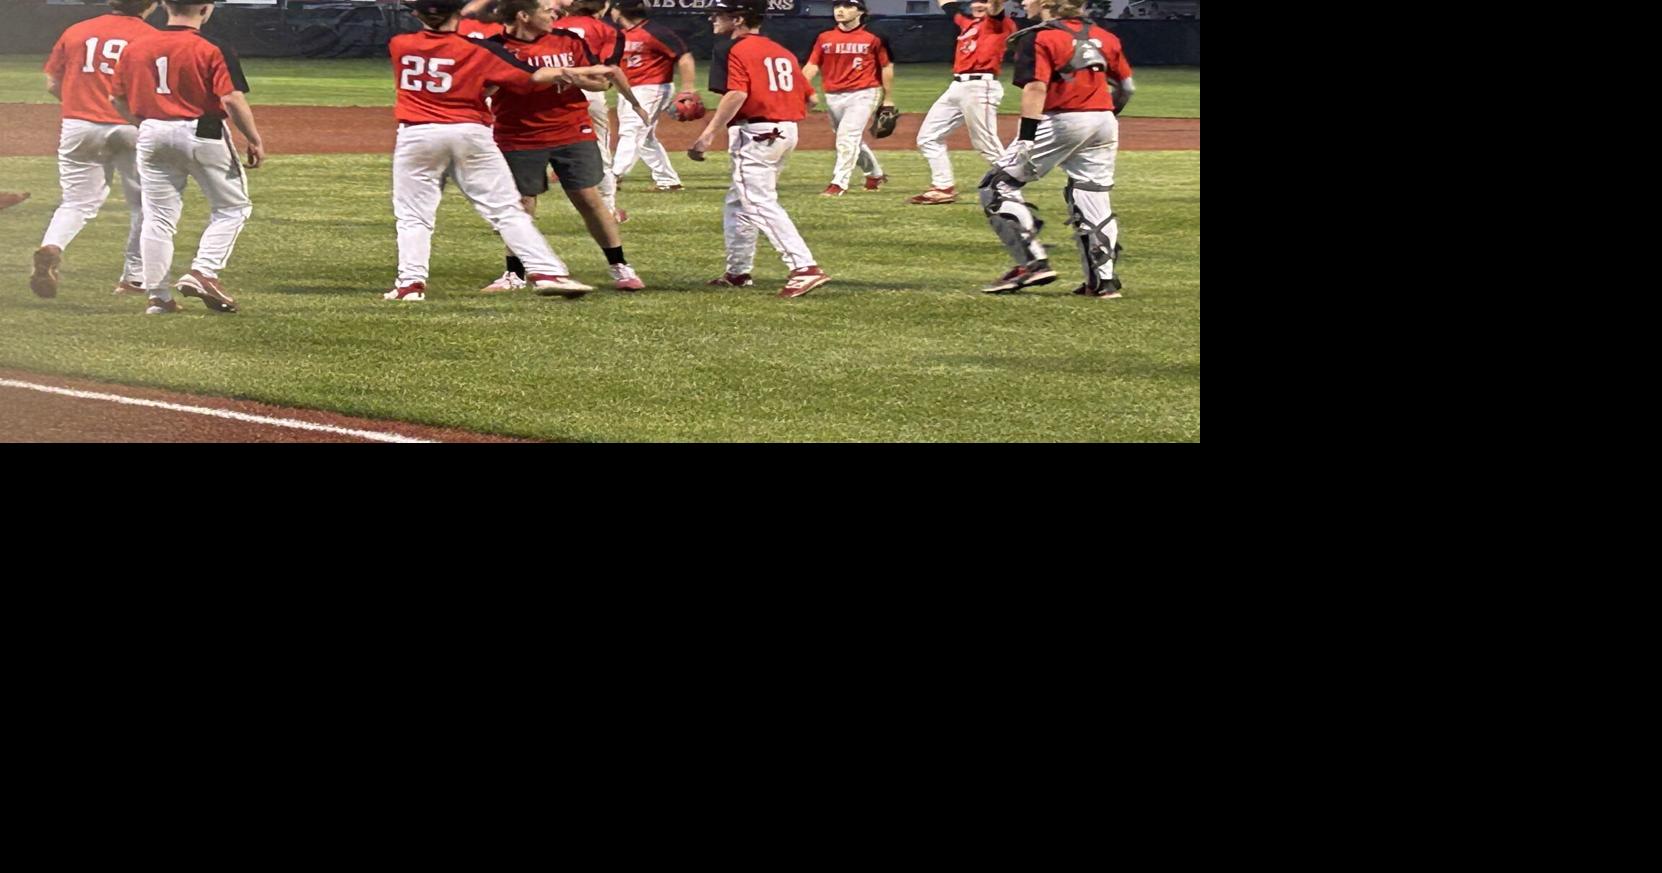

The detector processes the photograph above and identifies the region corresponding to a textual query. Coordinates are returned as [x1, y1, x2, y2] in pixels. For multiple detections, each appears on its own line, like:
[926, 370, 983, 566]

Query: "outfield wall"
[2, 5, 1199, 65]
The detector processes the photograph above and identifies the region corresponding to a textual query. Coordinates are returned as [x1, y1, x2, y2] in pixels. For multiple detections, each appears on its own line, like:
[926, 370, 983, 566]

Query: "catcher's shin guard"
[1064, 181, 1121, 290]
[979, 169, 1047, 265]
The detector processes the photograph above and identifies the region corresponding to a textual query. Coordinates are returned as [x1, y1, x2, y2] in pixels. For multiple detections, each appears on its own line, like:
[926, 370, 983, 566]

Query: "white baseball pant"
[41, 119, 144, 283]
[392, 122, 571, 286]
[724, 121, 815, 275]
[612, 82, 681, 188]
[917, 76, 1005, 190]
[823, 87, 884, 190]
[990, 110, 1121, 280]
[583, 90, 618, 211]
[135, 118, 251, 291]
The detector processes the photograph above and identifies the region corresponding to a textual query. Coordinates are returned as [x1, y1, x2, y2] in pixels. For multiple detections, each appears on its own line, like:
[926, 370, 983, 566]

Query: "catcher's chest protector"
[1052, 20, 1107, 81]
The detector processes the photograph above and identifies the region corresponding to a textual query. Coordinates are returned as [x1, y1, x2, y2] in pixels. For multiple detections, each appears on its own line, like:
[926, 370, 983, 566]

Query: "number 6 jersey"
[388, 29, 541, 126]
[44, 10, 157, 124]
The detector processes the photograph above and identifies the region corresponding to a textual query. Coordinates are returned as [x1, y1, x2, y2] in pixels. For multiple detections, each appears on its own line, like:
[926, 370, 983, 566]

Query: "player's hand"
[688, 130, 713, 162]
[245, 140, 265, 169]
[631, 101, 652, 123]
[808, 91, 820, 109]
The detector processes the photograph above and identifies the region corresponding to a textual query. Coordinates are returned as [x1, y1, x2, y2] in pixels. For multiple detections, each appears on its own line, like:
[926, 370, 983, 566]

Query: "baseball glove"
[672, 91, 707, 122]
[869, 104, 900, 139]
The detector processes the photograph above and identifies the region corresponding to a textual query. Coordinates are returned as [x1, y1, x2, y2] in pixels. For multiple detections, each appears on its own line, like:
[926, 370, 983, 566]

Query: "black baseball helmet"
[833, 0, 868, 9]
[404, 0, 467, 15]
[709, 0, 768, 17]
[612, 0, 649, 14]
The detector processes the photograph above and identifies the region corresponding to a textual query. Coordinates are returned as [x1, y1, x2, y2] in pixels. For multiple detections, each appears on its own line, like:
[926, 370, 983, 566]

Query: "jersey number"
[80, 38, 128, 75]
[154, 56, 172, 95]
[763, 57, 793, 92]
[399, 56, 456, 93]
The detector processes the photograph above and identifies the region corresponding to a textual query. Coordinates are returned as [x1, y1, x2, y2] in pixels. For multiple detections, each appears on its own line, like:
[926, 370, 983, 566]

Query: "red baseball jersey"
[711, 34, 807, 123]
[554, 15, 624, 66]
[943, 2, 1014, 74]
[388, 29, 540, 126]
[806, 25, 891, 93]
[43, 12, 156, 124]
[112, 25, 249, 122]
[1012, 19, 1133, 113]
[460, 19, 505, 40]
[488, 29, 599, 150]
[619, 19, 688, 87]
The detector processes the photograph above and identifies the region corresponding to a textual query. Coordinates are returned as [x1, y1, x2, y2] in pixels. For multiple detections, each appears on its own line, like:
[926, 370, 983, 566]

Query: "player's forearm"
[703, 89, 748, 135]
[1111, 77, 1135, 113]
[46, 75, 61, 100]
[1020, 81, 1046, 122]
[801, 63, 819, 84]
[110, 95, 139, 125]
[676, 54, 696, 92]
[222, 93, 263, 147]
[880, 64, 895, 104]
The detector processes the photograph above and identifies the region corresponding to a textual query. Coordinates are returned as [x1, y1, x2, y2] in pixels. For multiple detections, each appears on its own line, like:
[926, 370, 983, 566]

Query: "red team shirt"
[112, 25, 249, 121]
[944, 2, 1014, 74]
[388, 29, 540, 126]
[1012, 19, 1133, 113]
[44, 12, 156, 124]
[460, 19, 505, 40]
[619, 20, 689, 87]
[487, 30, 599, 150]
[553, 15, 624, 66]
[711, 34, 808, 123]
[806, 25, 890, 93]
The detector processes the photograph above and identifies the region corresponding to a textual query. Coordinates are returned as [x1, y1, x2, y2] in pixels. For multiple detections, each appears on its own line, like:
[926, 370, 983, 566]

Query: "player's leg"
[136, 122, 191, 300]
[912, 86, 965, 201]
[108, 125, 146, 291]
[553, 140, 643, 291]
[962, 79, 1006, 165]
[452, 125, 584, 290]
[36, 121, 113, 296]
[1060, 113, 1123, 297]
[391, 125, 447, 291]
[636, 84, 682, 188]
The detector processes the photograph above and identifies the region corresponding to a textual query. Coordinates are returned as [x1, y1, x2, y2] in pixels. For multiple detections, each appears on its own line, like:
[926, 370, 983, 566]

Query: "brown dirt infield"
[1, 369, 531, 443]
[0, 103, 1198, 157]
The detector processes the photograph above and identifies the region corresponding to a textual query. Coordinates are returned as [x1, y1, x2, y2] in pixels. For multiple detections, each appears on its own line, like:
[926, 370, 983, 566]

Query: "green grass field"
[0, 147, 1199, 441]
[0, 55, 1200, 117]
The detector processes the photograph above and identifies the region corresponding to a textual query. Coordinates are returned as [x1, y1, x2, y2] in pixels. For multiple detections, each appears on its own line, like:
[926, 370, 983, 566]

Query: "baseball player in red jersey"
[688, 0, 830, 298]
[30, 1, 157, 300]
[552, 0, 627, 222]
[111, 0, 262, 315]
[482, 0, 648, 293]
[908, 0, 1014, 205]
[608, 0, 694, 193]
[458, 0, 506, 39]
[386, 0, 605, 301]
[980, 0, 1134, 296]
[801, 0, 892, 197]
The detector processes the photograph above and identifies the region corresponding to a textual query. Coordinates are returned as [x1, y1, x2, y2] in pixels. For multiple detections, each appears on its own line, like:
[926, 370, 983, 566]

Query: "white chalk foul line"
[1, 378, 436, 443]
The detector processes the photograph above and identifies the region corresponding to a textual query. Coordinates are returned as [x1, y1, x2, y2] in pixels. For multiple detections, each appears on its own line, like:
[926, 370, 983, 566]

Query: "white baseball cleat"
[480, 271, 526, 294]
[529, 274, 593, 298]
[609, 263, 645, 292]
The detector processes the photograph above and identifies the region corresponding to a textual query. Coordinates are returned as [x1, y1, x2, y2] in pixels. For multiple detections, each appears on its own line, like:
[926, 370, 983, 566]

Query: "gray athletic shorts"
[503, 140, 604, 195]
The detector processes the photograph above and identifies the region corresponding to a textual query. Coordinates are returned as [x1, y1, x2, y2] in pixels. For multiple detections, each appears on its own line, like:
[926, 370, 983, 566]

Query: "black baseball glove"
[869, 104, 900, 139]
